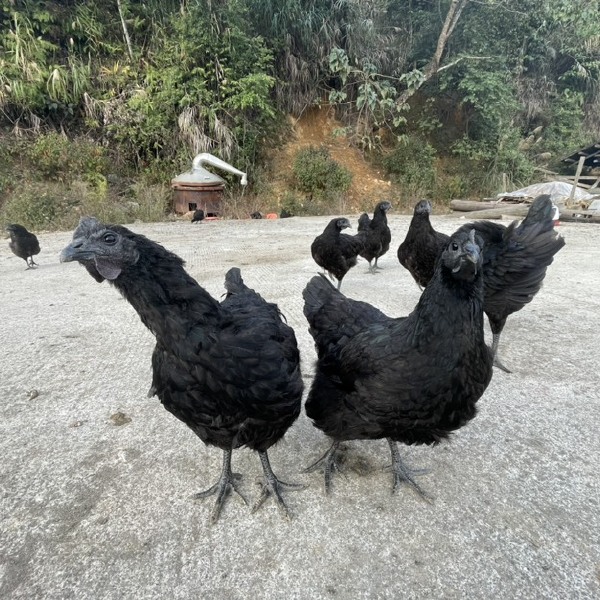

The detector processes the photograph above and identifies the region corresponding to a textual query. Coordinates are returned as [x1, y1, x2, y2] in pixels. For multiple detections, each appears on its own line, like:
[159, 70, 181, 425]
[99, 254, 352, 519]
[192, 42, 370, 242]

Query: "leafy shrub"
[0, 185, 61, 229]
[292, 146, 352, 199]
[452, 129, 536, 194]
[0, 180, 134, 231]
[382, 137, 437, 197]
[279, 190, 307, 216]
[27, 133, 107, 185]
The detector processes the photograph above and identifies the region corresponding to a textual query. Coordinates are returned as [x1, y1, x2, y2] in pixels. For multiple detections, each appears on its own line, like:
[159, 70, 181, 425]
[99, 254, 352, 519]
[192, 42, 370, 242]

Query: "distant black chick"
[311, 218, 366, 291]
[191, 209, 205, 223]
[358, 201, 392, 273]
[6, 224, 41, 269]
[303, 229, 492, 498]
[397, 200, 449, 288]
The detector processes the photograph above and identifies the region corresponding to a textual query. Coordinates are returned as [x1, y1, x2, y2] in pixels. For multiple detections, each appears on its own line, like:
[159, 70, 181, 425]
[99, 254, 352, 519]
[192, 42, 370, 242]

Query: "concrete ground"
[1, 213, 598, 599]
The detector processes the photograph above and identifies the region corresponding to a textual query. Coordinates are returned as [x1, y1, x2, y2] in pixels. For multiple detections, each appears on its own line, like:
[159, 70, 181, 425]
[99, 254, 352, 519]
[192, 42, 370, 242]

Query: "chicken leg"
[490, 332, 511, 373]
[304, 441, 342, 493]
[386, 439, 432, 501]
[193, 448, 247, 524]
[252, 450, 305, 518]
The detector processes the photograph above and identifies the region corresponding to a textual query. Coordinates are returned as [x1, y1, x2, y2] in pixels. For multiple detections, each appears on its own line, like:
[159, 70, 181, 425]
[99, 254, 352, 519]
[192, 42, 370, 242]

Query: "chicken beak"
[60, 239, 89, 263]
[464, 242, 480, 264]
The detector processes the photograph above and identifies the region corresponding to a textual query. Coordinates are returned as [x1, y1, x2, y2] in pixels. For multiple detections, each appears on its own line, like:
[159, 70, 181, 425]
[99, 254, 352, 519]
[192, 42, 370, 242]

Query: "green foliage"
[382, 138, 437, 198]
[0, 178, 155, 232]
[292, 146, 352, 198]
[543, 90, 588, 156]
[328, 47, 405, 148]
[1, 184, 60, 229]
[26, 133, 107, 185]
[452, 129, 536, 193]
[279, 190, 306, 216]
[1, 0, 600, 207]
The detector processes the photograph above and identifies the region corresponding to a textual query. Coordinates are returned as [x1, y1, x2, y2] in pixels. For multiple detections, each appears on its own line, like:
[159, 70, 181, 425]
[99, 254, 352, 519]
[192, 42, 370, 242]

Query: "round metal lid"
[171, 166, 226, 185]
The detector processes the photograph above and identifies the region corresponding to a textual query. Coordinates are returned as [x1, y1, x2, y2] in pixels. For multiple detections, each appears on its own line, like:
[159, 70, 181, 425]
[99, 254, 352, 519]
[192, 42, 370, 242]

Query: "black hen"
[358, 201, 392, 273]
[61, 217, 304, 523]
[6, 224, 41, 269]
[397, 200, 449, 288]
[455, 194, 565, 372]
[397, 195, 565, 372]
[310, 217, 366, 291]
[303, 229, 492, 498]
[191, 209, 205, 223]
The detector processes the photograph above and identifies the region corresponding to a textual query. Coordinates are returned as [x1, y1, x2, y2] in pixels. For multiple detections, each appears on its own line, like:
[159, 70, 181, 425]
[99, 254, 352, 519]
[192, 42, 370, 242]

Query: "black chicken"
[357, 201, 392, 273]
[61, 217, 304, 523]
[397, 200, 449, 288]
[6, 224, 41, 269]
[310, 217, 366, 291]
[455, 194, 565, 372]
[397, 195, 565, 372]
[191, 209, 205, 223]
[303, 229, 493, 498]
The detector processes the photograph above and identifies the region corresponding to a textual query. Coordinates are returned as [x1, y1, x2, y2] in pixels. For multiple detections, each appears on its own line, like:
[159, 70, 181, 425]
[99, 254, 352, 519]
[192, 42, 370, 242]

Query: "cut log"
[455, 205, 531, 220]
[450, 200, 503, 212]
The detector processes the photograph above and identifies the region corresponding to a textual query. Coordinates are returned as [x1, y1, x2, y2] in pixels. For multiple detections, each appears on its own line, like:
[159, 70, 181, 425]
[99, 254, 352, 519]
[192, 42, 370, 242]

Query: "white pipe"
[192, 153, 248, 186]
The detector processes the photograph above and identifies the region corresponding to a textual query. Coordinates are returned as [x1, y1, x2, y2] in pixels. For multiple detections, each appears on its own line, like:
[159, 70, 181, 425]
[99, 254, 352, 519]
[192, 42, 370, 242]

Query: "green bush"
[382, 138, 437, 197]
[292, 146, 352, 199]
[27, 133, 107, 185]
[279, 190, 307, 216]
[0, 185, 61, 229]
[0, 180, 135, 231]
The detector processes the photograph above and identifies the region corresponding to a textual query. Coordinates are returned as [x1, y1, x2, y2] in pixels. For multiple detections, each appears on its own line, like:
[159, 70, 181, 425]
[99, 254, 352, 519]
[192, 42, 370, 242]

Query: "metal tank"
[171, 153, 247, 217]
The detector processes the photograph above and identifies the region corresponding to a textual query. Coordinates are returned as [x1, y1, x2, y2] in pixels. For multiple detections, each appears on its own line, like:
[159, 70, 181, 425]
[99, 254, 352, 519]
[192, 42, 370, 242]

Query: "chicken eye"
[452, 242, 459, 251]
[103, 233, 117, 245]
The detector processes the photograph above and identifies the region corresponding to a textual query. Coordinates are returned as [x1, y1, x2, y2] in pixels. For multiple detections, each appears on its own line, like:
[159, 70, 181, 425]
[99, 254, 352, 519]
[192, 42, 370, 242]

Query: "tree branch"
[396, 0, 471, 107]
[117, 0, 134, 62]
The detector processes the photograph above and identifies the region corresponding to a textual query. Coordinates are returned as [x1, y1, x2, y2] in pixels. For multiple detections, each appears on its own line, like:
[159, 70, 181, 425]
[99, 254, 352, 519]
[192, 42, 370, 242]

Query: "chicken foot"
[252, 451, 306, 519]
[386, 439, 433, 502]
[193, 448, 248, 524]
[304, 441, 343, 494]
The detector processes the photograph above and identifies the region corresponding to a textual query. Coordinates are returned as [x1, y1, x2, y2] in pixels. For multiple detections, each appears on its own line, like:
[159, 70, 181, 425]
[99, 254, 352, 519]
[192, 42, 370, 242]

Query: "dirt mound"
[270, 105, 396, 212]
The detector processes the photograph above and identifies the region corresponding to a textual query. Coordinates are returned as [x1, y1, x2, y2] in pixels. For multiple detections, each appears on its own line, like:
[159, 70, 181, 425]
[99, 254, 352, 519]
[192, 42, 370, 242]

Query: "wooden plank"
[558, 210, 600, 224]
[569, 156, 586, 201]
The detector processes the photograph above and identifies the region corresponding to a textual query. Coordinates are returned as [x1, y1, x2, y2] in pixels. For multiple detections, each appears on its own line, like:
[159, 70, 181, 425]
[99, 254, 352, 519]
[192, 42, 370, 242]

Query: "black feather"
[191, 209, 205, 223]
[397, 200, 449, 287]
[398, 195, 565, 370]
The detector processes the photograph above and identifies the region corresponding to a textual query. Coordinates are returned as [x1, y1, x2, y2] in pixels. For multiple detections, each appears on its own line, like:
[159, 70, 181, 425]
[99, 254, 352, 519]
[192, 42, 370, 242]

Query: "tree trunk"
[117, 0, 134, 62]
[396, 0, 470, 107]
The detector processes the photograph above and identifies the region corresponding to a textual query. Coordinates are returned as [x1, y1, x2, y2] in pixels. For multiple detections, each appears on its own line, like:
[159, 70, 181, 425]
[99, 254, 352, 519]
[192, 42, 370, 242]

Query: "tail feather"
[224, 267, 246, 294]
[303, 274, 390, 354]
[519, 194, 553, 231]
[357, 212, 370, 232]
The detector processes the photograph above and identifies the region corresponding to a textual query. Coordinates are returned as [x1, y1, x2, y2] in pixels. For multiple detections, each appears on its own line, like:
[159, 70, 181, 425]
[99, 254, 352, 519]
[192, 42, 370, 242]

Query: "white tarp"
[498, 181, 595, 204]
